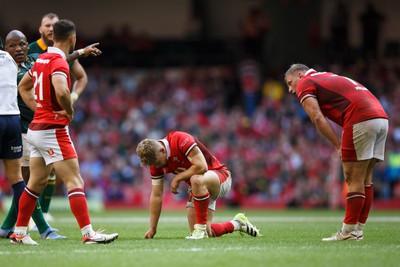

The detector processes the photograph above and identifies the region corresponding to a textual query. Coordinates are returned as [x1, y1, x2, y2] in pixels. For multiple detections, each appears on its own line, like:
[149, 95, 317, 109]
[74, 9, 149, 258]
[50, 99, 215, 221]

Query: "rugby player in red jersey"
[13, 20, 118, 245]
[27, 13, 101, 225]
[136, 131, 261, 239]
[285, 63, 388, 241]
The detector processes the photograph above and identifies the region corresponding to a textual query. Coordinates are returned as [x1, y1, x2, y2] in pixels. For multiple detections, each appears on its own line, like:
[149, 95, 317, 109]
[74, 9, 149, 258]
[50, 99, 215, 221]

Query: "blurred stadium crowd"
[4, 56, 396, 209]
[81, 60, 400, 207]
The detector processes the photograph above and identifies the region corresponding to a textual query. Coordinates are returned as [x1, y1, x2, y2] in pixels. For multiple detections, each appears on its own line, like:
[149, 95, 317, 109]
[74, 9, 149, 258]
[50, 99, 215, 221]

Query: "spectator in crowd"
[239, 6, 269, 60]
[360, 1, 385, 59]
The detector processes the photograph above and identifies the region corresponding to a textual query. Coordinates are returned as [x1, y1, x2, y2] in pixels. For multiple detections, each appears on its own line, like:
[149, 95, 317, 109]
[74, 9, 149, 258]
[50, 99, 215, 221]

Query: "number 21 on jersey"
[32, 71, 44, 100]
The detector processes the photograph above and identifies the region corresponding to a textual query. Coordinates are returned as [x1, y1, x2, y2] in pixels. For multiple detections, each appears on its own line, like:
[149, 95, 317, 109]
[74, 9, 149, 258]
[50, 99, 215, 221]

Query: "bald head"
[5, 30, 28, 63]
[5, 30, 26, 43]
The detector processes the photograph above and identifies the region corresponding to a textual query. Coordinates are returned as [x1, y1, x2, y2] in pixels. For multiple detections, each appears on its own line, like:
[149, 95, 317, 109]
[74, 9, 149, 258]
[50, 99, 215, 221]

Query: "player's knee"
[190, 175, 203, 188]
[8, 176, 24, 185]
[64, 176, 84, 190]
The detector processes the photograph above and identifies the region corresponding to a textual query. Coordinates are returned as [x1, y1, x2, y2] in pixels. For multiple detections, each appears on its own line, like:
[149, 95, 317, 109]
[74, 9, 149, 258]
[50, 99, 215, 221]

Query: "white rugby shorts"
[342, 118, 388, 161]
[27, 126, 77, 165]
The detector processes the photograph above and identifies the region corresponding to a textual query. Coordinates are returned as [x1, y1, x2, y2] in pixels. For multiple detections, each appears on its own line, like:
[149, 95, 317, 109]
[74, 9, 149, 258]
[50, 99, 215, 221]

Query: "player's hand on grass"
[144, 228, 156, 239]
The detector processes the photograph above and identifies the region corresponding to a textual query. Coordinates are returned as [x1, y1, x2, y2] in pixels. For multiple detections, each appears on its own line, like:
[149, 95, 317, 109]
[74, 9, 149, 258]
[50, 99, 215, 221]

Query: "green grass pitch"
[0, 209, 399, 267]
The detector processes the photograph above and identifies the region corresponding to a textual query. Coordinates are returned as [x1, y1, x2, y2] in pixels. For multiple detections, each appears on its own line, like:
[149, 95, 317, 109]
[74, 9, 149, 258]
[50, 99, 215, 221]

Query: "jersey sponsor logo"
[11, 145, 22, 153]
[181, 137, 189, 147]
[36, 58, 50, 64]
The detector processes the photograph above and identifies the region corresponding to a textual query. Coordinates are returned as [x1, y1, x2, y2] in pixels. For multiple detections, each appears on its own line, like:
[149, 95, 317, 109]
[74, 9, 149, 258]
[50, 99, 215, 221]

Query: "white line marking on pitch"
[0, 247, 263, 255]
[53, 216, 400, 223]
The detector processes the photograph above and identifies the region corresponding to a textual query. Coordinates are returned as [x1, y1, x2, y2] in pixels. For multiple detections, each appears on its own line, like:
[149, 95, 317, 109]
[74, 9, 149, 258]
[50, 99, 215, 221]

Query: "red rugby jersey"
[296, 69, 388, 127]
[150, 131, 227, 184]
[28, 47, 71, 129]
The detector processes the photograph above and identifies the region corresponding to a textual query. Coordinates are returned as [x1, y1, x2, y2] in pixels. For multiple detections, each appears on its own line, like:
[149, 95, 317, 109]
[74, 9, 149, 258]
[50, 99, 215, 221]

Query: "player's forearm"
[20, 91, 36, 112]
[148, 194, 163, 230]
[176, 165, 207, 182]
[18, 73, 36, 111]
[57, 91, 74, 115]
[314, 117, 341, 150]
[71, 76, 87, 97]
[67, 51, 80, 62]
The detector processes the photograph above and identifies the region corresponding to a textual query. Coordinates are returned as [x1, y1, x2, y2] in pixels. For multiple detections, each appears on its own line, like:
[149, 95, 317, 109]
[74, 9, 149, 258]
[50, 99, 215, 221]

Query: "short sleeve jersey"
[18, 53, 39, 133]
[0, 50, 19, 115]
[28, 47, 71, 129]
[296, 69, 388, 127]
[149, 131, 227, 185]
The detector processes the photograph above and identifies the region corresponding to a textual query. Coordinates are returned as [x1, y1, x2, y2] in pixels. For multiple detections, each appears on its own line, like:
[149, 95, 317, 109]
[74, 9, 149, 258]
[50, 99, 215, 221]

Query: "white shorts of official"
[186, 172, 232, 211]
[27, 126, 77, 165]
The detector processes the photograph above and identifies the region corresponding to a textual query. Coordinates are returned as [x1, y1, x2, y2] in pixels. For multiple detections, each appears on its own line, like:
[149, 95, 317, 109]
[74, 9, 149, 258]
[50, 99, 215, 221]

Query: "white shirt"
[0, 50, 19, 115]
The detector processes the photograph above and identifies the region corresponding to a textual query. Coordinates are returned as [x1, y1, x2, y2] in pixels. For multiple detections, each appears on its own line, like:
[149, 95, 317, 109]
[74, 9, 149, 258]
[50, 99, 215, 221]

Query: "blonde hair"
[136, 139, 159, 167]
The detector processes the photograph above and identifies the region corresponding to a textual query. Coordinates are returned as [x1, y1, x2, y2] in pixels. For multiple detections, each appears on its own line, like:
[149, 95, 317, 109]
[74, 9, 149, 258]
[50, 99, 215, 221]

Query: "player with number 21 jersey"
[28, 46, 71, 130]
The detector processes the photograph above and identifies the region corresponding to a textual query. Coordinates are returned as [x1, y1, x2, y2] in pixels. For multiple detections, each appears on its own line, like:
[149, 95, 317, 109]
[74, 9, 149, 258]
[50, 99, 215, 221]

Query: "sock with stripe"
[343, 191, 365, 233]
[193, 192, 210, 225]
[358, 184, 373, 224]
[16, 187, 40, 228]
[39, 172, 56, 213]
[210, 222, 235, 237]
[68, 188, 91, 229]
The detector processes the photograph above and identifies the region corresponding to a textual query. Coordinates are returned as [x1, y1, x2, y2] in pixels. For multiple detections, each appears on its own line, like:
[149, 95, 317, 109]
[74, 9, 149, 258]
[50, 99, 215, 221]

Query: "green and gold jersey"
[28, 39, 47, 55]
[18, 53, 39, 133]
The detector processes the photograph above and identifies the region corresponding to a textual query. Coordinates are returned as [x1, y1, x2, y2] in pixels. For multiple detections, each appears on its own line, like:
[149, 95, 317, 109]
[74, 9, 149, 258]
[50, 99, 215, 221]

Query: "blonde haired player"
[137, 131, 261, 239]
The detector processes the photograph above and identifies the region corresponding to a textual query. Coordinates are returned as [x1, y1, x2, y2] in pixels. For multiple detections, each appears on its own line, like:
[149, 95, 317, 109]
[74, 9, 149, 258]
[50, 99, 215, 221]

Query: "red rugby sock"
[343, 192, 365, 225]
[193, 192, 210, 225]
[210, 222, 235, 237]
[68, 188, 91, 228]
[358, 184, 373, 224]
[16, 188, 39, 227]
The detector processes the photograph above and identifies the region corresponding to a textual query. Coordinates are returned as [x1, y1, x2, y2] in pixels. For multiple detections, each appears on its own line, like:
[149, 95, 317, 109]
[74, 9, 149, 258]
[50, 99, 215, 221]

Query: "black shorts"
[0, 115, 22, 159]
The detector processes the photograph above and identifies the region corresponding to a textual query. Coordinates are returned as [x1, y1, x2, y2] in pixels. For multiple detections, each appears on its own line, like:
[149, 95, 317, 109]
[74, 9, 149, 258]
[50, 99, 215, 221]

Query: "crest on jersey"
[47, 148, 55, 156]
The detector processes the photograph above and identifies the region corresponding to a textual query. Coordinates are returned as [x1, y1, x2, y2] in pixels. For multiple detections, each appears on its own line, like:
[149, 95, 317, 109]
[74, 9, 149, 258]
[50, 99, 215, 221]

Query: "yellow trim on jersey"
[37, 38, 48, 51]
